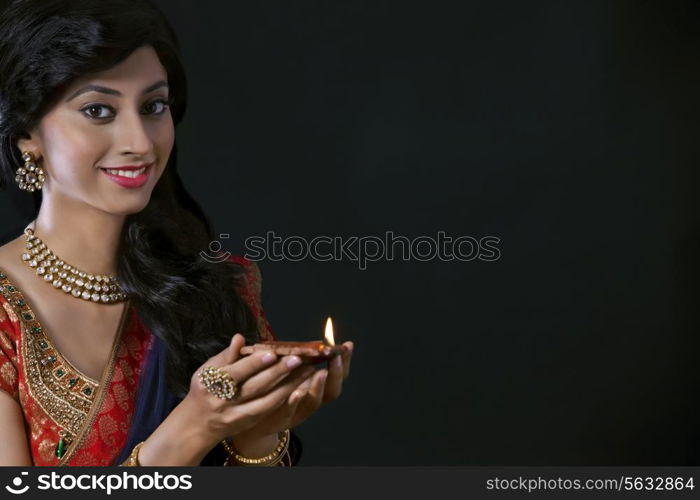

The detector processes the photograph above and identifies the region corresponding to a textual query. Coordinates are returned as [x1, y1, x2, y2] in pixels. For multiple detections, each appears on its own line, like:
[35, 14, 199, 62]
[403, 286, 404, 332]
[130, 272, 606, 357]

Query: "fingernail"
[319, 370, 328, 382]
[290, 391, 301, 404]
[287, 356, 302, 369]
[333, 355, 342, 368]
[262, 352, 276, 364]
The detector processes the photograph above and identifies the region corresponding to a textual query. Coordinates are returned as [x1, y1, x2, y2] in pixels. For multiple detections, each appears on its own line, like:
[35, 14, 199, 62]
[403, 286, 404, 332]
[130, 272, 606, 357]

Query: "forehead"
[63, 46, 167, 95]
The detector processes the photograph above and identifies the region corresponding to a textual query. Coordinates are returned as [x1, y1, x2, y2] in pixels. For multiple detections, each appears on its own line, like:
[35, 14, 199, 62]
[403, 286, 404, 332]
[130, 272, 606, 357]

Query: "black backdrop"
[1, 1, 698, 465]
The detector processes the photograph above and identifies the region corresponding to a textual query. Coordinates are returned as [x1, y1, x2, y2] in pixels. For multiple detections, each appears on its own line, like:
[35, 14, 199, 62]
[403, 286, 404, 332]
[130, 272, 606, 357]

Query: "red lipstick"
[100, 162, 153, 188]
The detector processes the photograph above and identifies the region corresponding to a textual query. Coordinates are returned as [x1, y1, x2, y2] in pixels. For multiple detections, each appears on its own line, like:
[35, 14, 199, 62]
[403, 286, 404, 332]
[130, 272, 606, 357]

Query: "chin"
[98, 194, 154, 217]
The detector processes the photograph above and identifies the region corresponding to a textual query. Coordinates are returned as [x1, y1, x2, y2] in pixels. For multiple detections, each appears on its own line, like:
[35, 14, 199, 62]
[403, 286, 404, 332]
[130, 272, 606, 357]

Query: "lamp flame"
[324, 317, 335, 346]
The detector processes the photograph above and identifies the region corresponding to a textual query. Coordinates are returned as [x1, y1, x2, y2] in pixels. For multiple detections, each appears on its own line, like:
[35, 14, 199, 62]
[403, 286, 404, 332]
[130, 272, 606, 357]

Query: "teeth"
[104, 167, 146, 178]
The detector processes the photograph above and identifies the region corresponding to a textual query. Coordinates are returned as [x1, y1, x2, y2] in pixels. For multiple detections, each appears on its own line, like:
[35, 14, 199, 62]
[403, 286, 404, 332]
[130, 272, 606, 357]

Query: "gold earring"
[15, 151, 46, 192]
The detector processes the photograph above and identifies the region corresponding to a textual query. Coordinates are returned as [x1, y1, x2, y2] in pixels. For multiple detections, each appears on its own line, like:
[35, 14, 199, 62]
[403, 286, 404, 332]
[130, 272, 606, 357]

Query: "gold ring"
[197, 366, 239, 400]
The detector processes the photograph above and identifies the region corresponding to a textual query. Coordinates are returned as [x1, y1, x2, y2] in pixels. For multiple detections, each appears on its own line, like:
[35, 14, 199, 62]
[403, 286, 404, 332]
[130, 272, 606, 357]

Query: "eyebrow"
[65, 80, 169, 102]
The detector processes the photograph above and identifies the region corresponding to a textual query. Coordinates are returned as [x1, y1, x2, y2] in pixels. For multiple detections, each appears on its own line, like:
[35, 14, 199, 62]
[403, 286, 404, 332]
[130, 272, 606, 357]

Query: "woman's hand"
[179, 333, 317, 446]
[230, 341, 354, 446]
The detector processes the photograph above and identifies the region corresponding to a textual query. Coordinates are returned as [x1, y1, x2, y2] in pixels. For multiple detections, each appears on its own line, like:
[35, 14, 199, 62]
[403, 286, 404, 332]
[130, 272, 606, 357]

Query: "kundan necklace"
[20, 222, 127, 304]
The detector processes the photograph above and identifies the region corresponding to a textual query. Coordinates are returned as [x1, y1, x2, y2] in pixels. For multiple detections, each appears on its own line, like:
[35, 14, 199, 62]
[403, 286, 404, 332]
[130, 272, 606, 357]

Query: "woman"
[0, 0, 353, 466]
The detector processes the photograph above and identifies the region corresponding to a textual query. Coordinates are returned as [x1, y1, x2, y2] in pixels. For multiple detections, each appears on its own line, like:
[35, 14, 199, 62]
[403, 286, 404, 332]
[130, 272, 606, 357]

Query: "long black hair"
[0, 0, 260, 398]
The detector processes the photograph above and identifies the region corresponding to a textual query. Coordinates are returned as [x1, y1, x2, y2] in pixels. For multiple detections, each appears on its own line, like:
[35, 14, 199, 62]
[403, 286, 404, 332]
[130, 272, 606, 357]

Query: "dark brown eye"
[143, 99, 169, 115]
[81, 104, 114, 119]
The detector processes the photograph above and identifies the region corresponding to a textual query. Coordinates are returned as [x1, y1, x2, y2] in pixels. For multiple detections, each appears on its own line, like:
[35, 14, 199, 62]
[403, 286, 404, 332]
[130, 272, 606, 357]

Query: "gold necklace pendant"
[20, 226, 127, 304]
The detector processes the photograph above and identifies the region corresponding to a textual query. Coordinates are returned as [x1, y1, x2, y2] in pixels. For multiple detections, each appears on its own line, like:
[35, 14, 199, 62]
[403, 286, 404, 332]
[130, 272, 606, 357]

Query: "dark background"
[1, 1, 698, 464]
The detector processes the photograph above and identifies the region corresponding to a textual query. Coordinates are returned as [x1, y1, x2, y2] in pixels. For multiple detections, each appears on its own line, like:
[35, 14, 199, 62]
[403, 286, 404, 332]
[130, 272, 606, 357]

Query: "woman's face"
[17, 45, 175, 215]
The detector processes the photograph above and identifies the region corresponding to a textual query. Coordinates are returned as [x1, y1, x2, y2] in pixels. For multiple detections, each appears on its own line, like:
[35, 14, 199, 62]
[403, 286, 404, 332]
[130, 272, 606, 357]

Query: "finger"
[210, 333, 246, 366]
[216, 349, 279, 384]
[323, 354, 344, 402]
[308, 369, 327, 405]
[289, 375, 314, 405]
[233, 365, 315, 416]
[341, 341, 353, 379]
[255, 375, 310, 428]
[236, 355, 305, 403]
[225, 367, 313, 436]
[291, 370, 326, 426]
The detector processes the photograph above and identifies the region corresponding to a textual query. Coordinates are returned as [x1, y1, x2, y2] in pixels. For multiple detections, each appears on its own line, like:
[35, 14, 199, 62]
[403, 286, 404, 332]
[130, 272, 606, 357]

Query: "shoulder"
[0, 235, 36, 335]
[226, 254, 260, 274]
[226, 254, 252, 267]
[0, 273, 21, 347]
[225, 255, 263, 295]
[0, 266, 21, 402]
[0, 233, 26, 284]
[0, 235, 22, 270]
[225, 256, 275, 341]
[0, 237, 25, 337]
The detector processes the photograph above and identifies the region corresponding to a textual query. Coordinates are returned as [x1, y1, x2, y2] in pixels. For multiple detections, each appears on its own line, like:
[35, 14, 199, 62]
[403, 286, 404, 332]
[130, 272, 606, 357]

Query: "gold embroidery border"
[23, 325, 92, 431]
[58, 301, 129, 465]
[0, 272, 96, 427]
[0, 268, 129, 463]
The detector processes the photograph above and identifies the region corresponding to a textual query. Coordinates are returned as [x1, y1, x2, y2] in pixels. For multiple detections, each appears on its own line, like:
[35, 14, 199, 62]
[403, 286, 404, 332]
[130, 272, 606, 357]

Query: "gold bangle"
[119, 441, 145, 466]
[222, 429, 290, 466]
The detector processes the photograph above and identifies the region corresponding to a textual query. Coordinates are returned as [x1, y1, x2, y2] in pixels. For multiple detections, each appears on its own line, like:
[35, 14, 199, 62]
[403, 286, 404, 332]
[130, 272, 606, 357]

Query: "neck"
[32, 197, 126, 276]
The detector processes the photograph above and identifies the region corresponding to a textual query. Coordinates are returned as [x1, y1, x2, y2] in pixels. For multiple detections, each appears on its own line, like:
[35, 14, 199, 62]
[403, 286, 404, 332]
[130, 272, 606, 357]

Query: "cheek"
[155, 116, 175, 154]
[151, 117, 175, 176]
[40, 117, 107, 182]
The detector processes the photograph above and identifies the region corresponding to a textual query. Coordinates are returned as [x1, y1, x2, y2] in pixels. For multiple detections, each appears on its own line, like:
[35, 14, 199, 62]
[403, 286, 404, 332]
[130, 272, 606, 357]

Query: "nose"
[116, 109, 153, 158]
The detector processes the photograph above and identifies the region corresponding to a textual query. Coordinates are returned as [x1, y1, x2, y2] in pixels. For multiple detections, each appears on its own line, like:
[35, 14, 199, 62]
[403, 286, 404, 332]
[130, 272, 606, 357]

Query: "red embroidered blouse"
[0, 255, 274, 466]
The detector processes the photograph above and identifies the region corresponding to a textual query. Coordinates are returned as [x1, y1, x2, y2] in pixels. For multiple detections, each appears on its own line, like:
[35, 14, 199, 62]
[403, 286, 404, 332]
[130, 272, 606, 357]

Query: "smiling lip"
[103, 164, 150, 170]
[100, 162, 153, 188]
